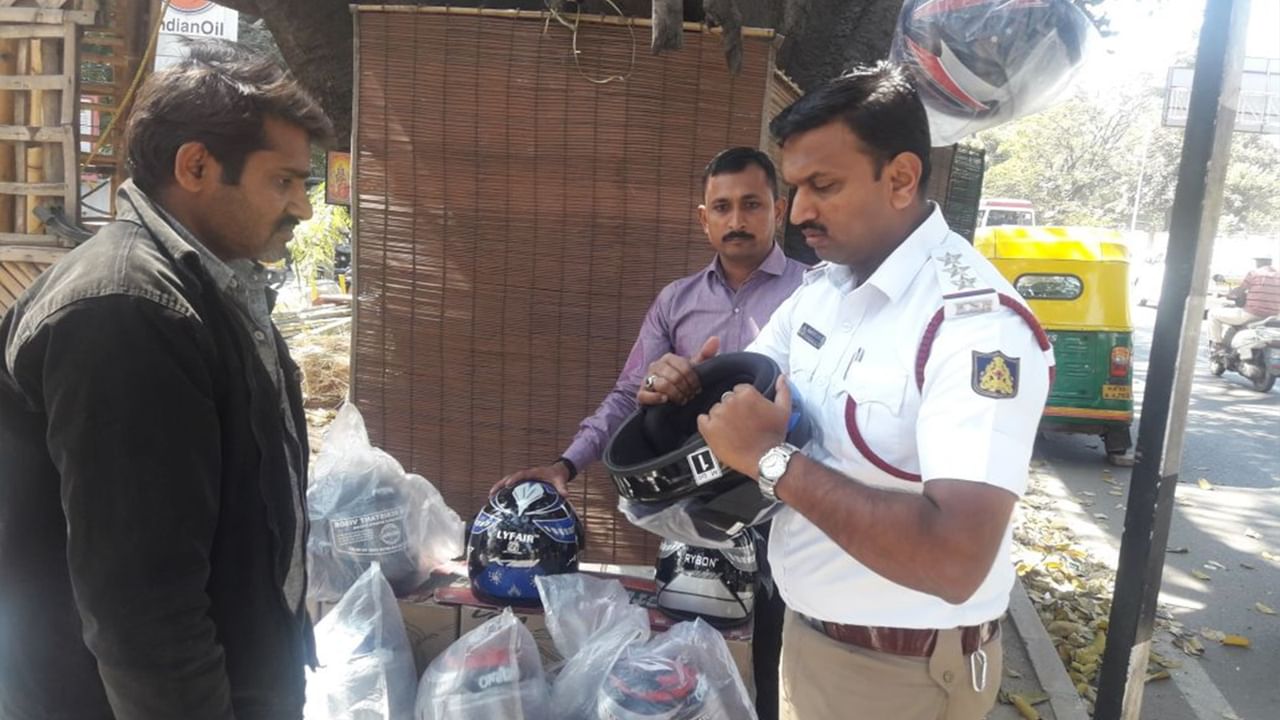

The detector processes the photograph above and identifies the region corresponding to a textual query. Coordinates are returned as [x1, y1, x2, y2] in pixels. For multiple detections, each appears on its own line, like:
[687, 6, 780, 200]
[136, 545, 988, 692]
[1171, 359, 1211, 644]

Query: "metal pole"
[1093, 1, 1249, 718]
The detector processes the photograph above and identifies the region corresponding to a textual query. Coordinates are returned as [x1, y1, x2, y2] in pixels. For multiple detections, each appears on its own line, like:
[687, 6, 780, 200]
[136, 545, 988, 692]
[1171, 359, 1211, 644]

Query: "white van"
[978, 198, 1036, 227]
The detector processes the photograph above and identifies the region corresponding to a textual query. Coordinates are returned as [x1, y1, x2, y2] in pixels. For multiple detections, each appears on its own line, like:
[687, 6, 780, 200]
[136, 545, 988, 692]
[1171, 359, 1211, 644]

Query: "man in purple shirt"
[491, 146, 807, 719]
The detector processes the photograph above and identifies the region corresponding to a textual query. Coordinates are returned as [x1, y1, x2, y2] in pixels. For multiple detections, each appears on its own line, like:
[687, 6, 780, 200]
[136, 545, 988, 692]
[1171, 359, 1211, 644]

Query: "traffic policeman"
[641, 62, 1053, 720]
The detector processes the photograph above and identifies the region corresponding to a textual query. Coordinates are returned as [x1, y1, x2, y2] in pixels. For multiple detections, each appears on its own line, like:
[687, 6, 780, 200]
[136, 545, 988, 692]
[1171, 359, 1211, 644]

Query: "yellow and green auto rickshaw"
[975, 226, 1134, 461]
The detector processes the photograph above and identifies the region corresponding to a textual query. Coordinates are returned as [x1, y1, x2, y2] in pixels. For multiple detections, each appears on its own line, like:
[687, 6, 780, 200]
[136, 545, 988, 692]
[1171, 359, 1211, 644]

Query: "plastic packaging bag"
[618, 494, 779, 548]
[304, 563, 418, 720]
[598, 619, 757, 720]
[308, 403, 465, 603]
[536, 574, 756, 720]
[414, 607, 551, 720]
[889, 0, 1098, 145]
[535, 575, 650, 718]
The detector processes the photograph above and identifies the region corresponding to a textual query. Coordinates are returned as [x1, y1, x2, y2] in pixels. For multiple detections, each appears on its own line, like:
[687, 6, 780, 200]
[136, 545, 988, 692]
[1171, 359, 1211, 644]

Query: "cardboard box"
[435, 571, 755, 697]
[397, 564, 466, 676]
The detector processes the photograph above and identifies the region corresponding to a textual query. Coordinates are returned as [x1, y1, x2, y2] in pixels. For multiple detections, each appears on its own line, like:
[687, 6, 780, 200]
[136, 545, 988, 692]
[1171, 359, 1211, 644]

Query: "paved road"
[1034, 303, 1279, 720]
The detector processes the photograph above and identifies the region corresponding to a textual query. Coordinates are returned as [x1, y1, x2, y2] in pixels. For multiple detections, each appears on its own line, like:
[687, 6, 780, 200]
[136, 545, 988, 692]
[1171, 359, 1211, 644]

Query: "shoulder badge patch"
[972, 350, 1019, 398]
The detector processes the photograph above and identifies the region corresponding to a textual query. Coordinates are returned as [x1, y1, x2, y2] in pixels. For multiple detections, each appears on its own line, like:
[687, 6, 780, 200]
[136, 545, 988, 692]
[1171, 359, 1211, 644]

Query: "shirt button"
[253, 330, 267, 341]
[943, 671, 955, 684]
[733, 308, 741, 314]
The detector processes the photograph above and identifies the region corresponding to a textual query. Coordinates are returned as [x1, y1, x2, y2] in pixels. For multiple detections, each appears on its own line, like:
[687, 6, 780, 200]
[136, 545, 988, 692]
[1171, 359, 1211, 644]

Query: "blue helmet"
[467, 481, 583, 606]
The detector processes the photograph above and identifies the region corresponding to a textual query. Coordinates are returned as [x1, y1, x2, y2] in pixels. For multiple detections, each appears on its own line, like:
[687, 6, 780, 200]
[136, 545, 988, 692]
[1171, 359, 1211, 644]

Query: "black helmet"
[467, 481, 583, 607]
[603, 352, 810, 539]
[892, 0, 1093, 143]
[597, 654, 722, 720]
[654, 531, 758, 628]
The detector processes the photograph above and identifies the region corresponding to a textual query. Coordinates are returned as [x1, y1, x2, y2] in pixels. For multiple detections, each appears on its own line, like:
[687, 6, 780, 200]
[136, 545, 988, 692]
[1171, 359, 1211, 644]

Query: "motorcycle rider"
[1209, 256, 1280, 348]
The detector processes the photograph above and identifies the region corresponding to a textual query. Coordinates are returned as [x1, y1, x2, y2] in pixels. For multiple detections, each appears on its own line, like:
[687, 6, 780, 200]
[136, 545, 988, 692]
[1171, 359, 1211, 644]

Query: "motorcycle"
[1210, 315, 1280, 393]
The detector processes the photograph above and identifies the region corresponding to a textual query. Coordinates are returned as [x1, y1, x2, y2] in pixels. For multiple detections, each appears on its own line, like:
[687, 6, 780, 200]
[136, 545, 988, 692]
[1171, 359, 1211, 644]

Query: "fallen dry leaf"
[1192, 570, 1213, 581]
[1255, 602, 1275, 615]
[1222, 634, 1251, 648]
[1241, 562, 1257, 570]
[1205, 560, 1227, 571]
[1244, 528, 1262, 540]
[1006, 667, 1023, 679]
[1197, 478, 1214, 491]
[1146, 670, 1171, 682]
[1167, 547, 1190, 554]
[1094, 513, 1109, 521]
[1010, 694, 1040, 720]
[1201, 628, 1227, 642]
[1174, 635, 1205, 656]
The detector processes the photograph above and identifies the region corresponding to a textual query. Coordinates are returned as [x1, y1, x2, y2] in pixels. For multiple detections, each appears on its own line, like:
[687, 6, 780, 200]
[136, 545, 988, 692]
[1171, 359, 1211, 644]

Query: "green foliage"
[289, 184, 349, 288]
[977, 80, 1280, 235]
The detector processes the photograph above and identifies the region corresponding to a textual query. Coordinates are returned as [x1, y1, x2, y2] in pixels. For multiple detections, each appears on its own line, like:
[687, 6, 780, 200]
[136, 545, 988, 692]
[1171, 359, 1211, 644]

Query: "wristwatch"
[757, 443, 799, 501]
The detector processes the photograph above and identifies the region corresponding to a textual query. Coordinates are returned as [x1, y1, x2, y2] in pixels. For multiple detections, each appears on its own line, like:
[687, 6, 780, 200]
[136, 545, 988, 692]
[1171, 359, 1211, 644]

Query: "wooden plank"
[0, 24, 65, 38]
[5, 259, 35, 284]
[60, 22, 76, 222]
[0, 1, 20, 8]
[0, 125, 70, 142]
[80, 81, 114, 94]
[0, 263, 28, 301]
[0, 74, 64, 90]
[0, 281, 15, 306]
[81, 34, 123, 47]
[0, 235, 63, 249]
[0, 273, 18, 309]
[0, 181, 65, 195]
[37, 1, 72, 9]
[0, 9, 96, 25]
[14, 40, 28, 234]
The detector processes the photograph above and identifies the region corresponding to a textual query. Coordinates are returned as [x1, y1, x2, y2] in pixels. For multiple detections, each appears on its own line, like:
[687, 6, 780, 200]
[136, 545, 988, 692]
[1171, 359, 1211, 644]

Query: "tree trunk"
[215, 0, 906, 145]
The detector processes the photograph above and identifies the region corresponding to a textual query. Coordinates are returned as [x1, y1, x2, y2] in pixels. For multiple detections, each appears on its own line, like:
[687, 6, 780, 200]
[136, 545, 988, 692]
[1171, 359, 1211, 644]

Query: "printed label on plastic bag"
[331, 507, 409, 556]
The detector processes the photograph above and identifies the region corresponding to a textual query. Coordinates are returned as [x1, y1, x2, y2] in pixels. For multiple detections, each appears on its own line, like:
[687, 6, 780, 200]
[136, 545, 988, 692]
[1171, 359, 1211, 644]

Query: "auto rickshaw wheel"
[1209, 359, 1226, 376]
[1104, 427, 1132, 456]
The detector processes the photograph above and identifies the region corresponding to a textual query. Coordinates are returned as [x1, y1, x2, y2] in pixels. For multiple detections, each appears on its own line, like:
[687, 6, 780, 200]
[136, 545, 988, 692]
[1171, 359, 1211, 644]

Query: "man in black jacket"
[0, 41, 332, 720]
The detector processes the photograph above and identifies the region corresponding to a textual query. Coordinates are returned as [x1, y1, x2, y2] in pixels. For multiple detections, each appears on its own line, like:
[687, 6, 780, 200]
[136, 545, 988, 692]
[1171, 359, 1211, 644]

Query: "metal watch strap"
[758, 443, 798, 501]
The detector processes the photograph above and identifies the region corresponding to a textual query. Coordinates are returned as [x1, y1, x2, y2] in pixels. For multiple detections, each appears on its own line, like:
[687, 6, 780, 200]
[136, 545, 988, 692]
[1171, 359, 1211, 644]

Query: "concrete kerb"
[1007, 578, 1092, 720]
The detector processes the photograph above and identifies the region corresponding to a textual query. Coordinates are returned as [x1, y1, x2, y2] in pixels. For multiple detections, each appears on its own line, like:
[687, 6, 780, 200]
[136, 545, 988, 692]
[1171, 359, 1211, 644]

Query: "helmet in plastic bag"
[310, 480, 420, 597]
[654, 531, 758, 628]
[892, 0, 1094, 144]
[597, 654, 722, 720]
[603, 352, 810, 539]
[468, 481, 583, 606]
[416, 608, 550, 720]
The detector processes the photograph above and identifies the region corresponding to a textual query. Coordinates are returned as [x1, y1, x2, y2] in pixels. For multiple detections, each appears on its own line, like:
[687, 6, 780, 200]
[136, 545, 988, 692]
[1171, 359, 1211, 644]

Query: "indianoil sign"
[155, 1, 239, 70]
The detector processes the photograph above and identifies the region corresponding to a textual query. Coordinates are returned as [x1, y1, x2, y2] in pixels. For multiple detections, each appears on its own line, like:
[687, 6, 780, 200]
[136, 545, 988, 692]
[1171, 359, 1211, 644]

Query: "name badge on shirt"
[798, 323, 826, 349]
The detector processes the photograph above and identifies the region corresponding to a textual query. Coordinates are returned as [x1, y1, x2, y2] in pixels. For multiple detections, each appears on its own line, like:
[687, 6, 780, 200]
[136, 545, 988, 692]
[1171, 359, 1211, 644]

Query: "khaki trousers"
[1209, 306, 1261, 343]
[779, 610, 1003, 720]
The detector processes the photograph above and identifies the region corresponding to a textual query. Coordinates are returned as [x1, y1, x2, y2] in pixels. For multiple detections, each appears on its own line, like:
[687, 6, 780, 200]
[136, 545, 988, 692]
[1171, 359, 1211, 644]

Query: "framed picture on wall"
[325, 151, 352, 206]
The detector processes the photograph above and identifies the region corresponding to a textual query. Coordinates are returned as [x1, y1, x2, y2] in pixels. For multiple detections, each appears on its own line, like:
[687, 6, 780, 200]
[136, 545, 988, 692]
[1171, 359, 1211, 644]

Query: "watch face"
[761, 452, 787, 479]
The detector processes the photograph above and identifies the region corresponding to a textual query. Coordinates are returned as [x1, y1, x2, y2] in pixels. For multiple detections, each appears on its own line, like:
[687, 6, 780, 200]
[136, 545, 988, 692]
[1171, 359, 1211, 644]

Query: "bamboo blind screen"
[352, 7, 790, 564]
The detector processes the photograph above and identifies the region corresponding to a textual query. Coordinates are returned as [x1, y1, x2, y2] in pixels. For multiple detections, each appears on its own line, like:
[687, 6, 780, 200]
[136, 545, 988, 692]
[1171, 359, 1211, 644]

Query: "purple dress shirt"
[562, 243, 808, 472]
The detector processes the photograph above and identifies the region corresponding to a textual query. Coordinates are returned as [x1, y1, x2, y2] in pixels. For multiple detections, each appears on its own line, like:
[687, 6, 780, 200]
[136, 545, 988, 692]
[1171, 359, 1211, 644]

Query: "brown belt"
[805, 616, 1001, 657]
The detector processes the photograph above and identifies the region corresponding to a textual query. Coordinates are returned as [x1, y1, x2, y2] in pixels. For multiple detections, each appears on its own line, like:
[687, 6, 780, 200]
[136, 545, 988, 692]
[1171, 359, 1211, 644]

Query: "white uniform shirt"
[748, 205, 1052, 629]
